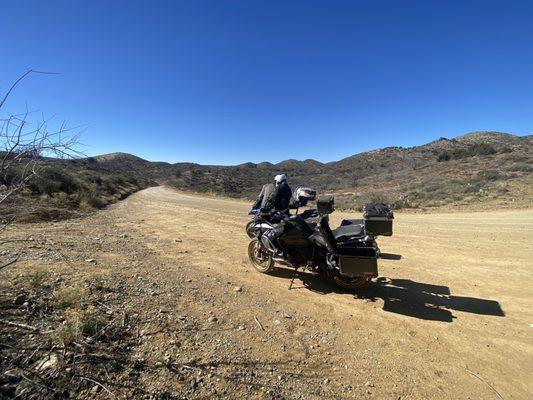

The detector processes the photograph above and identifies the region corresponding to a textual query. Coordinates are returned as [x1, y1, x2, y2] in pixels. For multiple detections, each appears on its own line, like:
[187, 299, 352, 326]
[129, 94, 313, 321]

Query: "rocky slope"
[128, 131, 532, 209]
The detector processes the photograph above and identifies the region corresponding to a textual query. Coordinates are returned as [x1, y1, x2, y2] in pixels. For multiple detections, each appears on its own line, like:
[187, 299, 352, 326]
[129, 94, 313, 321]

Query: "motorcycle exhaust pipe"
[272, 257, 293, 267]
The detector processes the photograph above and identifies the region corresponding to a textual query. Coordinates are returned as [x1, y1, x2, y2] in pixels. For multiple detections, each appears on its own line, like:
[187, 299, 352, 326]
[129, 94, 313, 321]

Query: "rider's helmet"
[274, 174, 287, 186]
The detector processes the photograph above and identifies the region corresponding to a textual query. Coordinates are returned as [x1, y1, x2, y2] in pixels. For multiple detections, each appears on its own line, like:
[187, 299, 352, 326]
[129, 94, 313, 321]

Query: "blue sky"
[1, 0, 532, 165]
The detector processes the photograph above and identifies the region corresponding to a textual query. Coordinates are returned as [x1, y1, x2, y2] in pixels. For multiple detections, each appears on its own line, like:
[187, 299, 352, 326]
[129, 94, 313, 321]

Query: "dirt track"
[108, 186, 532, 399]
[3, 186, 532, 399]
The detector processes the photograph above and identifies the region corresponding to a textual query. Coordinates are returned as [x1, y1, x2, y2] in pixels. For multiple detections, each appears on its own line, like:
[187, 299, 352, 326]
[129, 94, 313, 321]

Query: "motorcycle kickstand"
[288, 266, 300, 290]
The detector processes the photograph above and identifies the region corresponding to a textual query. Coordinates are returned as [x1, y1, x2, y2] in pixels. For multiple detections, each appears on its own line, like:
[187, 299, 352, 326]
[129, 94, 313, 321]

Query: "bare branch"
[0, 257, 18, 270]
[0, 70, 83, 227]
[0, 69, 58, 109]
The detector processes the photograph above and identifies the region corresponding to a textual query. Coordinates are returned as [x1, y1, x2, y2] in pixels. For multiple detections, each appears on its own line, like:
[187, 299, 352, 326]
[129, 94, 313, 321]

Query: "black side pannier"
[317, 195, 334, 215]
[337, 243, 378, 277]
[363, 203, 394, 236]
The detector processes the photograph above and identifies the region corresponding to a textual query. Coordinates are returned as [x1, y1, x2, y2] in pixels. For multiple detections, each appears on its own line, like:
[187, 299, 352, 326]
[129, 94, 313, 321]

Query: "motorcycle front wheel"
[245, 220, 255, 238]
[332, 275, 370, 290]
[248, 238, 274, 273]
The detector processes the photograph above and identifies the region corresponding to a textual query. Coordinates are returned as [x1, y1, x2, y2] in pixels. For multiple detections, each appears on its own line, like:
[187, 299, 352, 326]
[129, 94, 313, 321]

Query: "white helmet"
[274, 174, 287, 185]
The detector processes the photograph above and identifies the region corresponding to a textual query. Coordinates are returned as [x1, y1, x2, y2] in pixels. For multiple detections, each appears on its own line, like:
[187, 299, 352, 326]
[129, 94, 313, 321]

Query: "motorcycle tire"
[248, 238, 274, 273]
[332, 275, 370, 291]
[245, 220, 255, 238]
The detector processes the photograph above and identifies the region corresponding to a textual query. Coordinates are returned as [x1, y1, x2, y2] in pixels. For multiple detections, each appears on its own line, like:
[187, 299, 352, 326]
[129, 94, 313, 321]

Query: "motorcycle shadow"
[360, 277, 505, 322]
[270, 268, 505, 323]
[269, 266, 343, 294]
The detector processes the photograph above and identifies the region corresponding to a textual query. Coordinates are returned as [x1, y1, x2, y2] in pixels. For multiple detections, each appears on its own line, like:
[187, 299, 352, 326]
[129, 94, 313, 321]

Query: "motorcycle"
[246, 193, 389, 290]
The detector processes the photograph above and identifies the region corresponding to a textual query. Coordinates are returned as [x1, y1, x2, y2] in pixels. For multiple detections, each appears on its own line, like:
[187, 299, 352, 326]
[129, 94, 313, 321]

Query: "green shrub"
[437, 151, 451, 162]
[506, 163, 533, 173]
[28, 268, 47, 287]
[79, 170, 103, 186]
[79, 189, 106, 208]
[470, 142, 497, 156]
[435, 143, 497, 161]
[101, 174, 127, 194]
[462, 181, 484, 194]
[28, 167, 80, 195]
[477, 170, 502, 182]
[89, 277, 105, 291]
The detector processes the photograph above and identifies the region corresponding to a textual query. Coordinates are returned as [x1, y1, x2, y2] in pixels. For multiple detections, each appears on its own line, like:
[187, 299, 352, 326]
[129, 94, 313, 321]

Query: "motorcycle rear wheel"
[248, 238, 274, 273]
[332, 275, 370, 290]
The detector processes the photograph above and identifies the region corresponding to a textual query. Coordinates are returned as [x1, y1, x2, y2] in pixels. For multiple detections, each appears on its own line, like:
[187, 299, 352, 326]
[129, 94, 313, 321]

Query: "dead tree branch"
[0, 70, 84, 227]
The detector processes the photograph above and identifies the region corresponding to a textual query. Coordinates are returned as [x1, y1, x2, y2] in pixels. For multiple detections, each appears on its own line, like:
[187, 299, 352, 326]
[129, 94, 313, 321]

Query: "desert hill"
[156, 131, 532, 209]
[4, 131, 531, 220]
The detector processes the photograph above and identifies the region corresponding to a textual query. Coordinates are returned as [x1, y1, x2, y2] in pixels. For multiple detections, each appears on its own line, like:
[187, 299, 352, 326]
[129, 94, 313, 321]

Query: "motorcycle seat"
[340, 218, 364, 226]
[332, 224, 365, 241]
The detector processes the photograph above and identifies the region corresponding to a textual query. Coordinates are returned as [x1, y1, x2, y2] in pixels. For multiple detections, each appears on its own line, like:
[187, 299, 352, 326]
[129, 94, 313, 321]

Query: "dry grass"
[52, 286, 88, 309]
[57, 307, 105, 346]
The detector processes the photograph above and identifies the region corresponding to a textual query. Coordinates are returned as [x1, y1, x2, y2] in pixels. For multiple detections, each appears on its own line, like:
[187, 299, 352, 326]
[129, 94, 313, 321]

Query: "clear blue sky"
[1, 0, 532, 165]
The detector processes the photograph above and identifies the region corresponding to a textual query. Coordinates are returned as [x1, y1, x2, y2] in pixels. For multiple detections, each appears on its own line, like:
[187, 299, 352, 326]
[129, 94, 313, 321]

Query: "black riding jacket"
[252, 182, 292, 213]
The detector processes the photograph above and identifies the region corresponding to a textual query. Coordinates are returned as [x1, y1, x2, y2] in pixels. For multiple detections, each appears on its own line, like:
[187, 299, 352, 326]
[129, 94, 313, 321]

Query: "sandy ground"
[112, 186, 533, 399]
[2, 185, 532, 399]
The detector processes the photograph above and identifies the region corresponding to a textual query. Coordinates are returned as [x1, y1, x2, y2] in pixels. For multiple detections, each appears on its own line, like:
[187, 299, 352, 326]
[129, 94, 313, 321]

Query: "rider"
[252, 174, 293, 216]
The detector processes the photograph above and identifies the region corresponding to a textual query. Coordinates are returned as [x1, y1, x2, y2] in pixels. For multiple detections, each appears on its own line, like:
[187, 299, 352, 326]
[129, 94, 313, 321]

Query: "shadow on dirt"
[270, 267, 505, 323]
[380, 253, 402, 260]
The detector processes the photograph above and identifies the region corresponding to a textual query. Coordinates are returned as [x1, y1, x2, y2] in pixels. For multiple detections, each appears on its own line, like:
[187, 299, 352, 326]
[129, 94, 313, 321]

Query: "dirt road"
[108, 186, 532, 399]
[2, 186, 532, 399]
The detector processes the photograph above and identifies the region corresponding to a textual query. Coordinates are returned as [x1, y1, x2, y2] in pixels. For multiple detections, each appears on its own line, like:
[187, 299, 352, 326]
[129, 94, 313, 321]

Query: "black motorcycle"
[246, 195, 392, 290]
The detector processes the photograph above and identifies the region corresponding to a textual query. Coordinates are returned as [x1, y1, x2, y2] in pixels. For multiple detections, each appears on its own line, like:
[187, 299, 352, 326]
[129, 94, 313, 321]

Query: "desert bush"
[470, 142, 498, 156]
[494, 182, 509, 194]
[28, 167, 80, 195]
[461, 181, 485, 194]
[89, 276, 105, 291]
[436, 151, 451, 162]
[79, 170, 103, 186]
[57, 308, 105, 346]
[99, 174, 134, 195]
[506, 163, 533, 173]
[27, 268, 47, 287]
[435, 143, 497, 161]
[53, 286, 88, 309]
[79, 189, 107, 208]
[476, 170, 502, 182]
[422, 181, 441, 193]
[334, 195, 359, 210]
[363, 191, 391, 204]
[389, 194, 416, 209]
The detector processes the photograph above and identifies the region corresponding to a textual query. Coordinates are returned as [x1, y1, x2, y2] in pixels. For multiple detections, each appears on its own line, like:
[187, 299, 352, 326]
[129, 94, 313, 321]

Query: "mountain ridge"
[91, 131, 532, 168]
[18, 130, 527, 216]
[86, 131, 532, 210]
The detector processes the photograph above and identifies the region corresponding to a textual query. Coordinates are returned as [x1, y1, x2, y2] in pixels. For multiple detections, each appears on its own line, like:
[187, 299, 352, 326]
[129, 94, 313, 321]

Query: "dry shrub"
[53, 286, 88, 309]
[27, 267, 47, 287]
[89, 276, 105, 291]
[57, 307, 105, 346]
